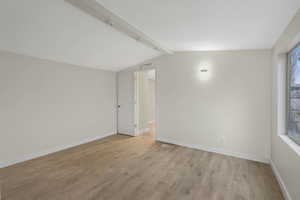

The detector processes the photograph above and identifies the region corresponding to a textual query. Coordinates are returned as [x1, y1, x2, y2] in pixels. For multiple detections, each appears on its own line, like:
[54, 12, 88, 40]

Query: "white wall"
[0, 51, 117, 167]
[118, 50, 272, 163]
[138, 71, 155, 131]
[148, 79, 155, 123]
[138, 71, 149, 129]
[154, 51, 272, 163]
[271, 10, 300, 200]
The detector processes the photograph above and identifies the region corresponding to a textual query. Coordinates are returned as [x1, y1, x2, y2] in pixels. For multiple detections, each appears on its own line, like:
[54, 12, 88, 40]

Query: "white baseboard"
[118, 132, 135, 136]
[270, 160, 292, 200]
[157, 137, 269, 164]
[0, 132, 116, 168]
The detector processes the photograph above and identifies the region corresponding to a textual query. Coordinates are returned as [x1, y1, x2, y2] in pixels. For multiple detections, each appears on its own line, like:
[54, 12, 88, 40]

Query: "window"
[287, 43, 300, 145]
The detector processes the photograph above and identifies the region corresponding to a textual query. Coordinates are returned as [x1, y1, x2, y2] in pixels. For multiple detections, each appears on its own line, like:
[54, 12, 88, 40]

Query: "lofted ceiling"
[96, 0, 300, 51]
[1, 0, 300, 71]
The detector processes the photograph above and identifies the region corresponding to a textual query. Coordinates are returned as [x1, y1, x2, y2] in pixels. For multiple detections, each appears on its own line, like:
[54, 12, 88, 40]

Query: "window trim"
[279, 135, 300, 156]
[286, 42, 300, 147]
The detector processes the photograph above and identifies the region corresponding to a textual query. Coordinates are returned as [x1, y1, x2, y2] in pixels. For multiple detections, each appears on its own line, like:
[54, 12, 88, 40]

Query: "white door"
[117, 71, 135, 135]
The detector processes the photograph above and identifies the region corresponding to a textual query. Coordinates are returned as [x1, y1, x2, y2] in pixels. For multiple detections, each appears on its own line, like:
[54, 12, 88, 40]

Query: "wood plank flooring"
[0, 130, 283, 200]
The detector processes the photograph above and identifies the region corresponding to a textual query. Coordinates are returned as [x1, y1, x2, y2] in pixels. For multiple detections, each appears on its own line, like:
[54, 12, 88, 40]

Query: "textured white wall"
[0, 51, 117, 167]
[271, 10, 300, 200]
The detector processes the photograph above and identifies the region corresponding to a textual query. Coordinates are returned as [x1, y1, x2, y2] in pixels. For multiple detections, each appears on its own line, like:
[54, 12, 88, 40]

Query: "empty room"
[1, 0, 300, 199]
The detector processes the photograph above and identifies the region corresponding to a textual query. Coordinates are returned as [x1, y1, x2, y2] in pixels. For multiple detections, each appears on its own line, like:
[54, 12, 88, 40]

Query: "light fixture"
[198, 66, 211, 81]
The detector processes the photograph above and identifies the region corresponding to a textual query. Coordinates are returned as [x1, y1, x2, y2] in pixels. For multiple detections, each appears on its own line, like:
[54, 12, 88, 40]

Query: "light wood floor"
[1, 128, 283, 200]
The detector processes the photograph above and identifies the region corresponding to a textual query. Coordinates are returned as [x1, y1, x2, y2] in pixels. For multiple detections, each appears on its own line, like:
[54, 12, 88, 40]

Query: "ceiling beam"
[65, 0, 172, 54]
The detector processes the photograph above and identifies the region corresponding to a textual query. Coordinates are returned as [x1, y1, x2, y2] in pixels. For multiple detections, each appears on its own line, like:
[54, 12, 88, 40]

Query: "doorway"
[134, 69, 156, 137]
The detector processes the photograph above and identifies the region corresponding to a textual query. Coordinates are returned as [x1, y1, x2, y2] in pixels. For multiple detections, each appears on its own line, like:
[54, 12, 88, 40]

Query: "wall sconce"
[198, 67, 211, 81]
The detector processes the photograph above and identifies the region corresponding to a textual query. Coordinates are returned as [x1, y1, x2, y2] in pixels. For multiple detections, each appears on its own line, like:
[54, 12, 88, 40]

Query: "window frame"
[286, 42, 300, 146]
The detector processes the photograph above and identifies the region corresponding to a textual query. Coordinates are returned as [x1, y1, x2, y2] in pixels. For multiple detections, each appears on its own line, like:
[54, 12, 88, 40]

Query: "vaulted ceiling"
[1, 0, 300, 71]
[0, 0, 161, 71]
[97, 0, 300, 51]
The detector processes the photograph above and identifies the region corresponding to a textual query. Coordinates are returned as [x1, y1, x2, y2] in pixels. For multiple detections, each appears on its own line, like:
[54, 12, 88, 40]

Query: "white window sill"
[279, 134, 300, 156]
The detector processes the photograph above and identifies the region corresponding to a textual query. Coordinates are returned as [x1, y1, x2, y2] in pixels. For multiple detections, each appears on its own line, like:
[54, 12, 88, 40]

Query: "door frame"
[134, 71, 140, 136]
[133, 67, 157, 137]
